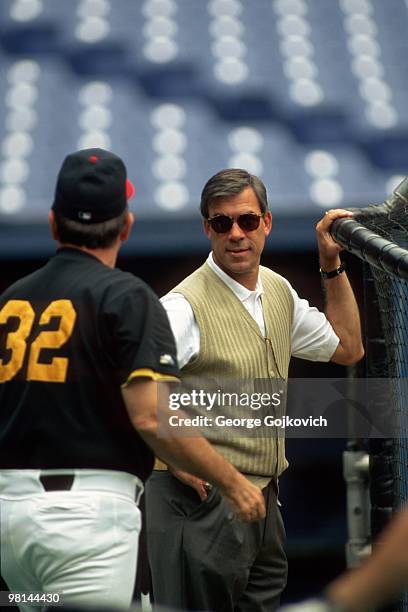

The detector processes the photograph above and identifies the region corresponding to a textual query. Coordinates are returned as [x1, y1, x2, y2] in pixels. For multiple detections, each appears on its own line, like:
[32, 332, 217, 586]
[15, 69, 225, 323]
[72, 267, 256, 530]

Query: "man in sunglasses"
[146, 168, 364, 612]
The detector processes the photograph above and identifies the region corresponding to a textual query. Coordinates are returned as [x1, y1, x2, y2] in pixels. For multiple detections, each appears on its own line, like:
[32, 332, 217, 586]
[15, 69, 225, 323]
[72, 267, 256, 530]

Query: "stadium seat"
[128, 0, 204, 97]
[0, 0, 62, 55]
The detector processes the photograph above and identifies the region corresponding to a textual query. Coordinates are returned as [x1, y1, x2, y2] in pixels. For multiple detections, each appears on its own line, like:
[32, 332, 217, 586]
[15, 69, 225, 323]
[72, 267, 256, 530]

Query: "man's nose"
[228, 220, 245, 240]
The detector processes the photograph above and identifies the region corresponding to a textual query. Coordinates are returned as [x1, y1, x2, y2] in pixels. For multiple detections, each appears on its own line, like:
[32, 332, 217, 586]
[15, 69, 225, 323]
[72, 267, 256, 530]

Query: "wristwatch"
[320, 261, 346, 279]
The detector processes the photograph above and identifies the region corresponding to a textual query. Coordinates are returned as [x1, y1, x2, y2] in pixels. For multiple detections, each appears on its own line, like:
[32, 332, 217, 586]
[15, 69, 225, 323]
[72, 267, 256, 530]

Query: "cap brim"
[126, 179, 135, 200]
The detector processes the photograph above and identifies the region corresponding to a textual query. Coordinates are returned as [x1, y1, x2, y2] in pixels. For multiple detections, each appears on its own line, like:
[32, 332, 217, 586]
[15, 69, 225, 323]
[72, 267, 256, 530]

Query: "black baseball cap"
[52, 148, 135, 223]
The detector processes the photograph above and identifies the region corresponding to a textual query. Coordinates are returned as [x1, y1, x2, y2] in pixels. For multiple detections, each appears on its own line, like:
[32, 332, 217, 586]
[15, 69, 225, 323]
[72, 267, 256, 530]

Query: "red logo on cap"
[126, 179, 135, 200]
[88, 155, 99, 163]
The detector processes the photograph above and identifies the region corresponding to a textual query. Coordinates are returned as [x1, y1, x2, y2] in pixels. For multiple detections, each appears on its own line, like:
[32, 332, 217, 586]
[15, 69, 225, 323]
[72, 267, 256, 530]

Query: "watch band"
[320, 261, 346, 279]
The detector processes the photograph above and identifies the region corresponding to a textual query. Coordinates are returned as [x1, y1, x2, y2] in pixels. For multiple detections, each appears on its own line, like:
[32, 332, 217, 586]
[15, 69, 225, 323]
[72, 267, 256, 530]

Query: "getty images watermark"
[157, 378, 405, 438]
[167, 388, 327, 430]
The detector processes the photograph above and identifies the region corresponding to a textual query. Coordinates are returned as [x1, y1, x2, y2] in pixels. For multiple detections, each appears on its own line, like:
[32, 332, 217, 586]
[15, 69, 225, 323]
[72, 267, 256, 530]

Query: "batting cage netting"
[332, 178, 408, 611]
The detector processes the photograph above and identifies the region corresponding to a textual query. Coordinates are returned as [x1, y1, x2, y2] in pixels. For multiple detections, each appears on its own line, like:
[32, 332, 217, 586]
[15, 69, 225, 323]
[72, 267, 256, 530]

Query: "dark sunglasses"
[207, 213, 264, 234]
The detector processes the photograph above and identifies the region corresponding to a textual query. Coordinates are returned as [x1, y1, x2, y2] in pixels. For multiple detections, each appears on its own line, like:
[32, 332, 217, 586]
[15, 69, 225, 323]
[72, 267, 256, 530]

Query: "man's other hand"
[170, 467, 209, 501]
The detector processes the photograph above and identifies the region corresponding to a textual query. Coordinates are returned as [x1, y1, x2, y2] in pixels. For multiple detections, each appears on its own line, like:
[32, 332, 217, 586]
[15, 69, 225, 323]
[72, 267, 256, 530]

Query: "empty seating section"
[0, 0, 406, 240]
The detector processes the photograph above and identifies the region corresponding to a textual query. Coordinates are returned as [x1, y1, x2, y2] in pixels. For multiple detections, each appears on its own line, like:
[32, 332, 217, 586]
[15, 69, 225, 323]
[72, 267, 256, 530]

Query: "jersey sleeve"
[102, 277, 180, 386]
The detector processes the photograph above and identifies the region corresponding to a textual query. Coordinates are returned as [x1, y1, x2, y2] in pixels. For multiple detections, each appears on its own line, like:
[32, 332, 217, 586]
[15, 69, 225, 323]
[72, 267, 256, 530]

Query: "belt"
[154, 458, 168, 470]
[40, 474, 74, 491]
[0, 469, 144, 503]
[154, 459, 277, 492]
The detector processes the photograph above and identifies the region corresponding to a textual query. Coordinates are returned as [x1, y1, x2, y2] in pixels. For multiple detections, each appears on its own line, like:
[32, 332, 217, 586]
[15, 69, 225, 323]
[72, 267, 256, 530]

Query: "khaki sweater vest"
[171, 262, 294, 477]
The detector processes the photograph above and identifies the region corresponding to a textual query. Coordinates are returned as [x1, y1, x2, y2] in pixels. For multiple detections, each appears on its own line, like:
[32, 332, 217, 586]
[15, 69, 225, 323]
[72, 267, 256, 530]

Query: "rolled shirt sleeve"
[282, 278, 340, 362]
[160, 292, 200, 369]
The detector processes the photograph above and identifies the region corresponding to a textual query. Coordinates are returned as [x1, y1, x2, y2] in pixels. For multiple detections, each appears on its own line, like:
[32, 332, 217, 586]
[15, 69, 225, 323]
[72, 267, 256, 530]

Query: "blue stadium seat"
[0, 56, 77, 222]
[119, 98, 227, 218]
[298, 142, 388, 207]
[57, 1, 131, 76]
[0, 0, 62, 55]
[128, 0, 204, 97]
[167, 0, 275, 120]
[263, 0, 353, 142]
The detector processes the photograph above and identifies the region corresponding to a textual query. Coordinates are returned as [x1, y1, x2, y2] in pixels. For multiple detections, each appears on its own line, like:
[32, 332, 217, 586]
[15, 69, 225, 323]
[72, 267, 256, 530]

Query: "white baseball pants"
[0, 469, 143, 611]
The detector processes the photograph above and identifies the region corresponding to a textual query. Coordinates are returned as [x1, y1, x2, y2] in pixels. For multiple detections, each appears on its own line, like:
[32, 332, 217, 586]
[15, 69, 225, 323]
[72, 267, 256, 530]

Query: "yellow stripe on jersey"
[122, 368, 180, 387]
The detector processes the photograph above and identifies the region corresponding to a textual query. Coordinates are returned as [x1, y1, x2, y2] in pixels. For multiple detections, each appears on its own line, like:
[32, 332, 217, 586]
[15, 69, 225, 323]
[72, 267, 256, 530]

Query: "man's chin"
[215, 253, 255, 276]
[226, 260, 252, 275]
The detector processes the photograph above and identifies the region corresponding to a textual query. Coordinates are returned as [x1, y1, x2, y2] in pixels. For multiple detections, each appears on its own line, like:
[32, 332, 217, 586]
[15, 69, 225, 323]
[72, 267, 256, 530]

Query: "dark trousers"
[145, 471, 287, 612]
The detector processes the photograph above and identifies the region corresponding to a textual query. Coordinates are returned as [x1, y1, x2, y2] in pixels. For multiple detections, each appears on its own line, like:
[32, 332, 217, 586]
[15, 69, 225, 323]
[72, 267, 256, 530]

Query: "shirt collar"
[206, 252, 264, 302]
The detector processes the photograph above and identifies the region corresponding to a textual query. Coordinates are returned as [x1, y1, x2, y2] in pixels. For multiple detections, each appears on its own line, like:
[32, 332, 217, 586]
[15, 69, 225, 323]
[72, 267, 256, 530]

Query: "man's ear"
[120, 211, 134, 242]
[203, 218, 211, 239]
[48, 210, 60, 241]
[263, 211, 272, 236]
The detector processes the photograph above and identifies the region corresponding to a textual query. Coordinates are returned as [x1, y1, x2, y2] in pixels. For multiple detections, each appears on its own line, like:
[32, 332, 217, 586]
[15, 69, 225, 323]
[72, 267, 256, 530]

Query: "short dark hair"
[200, 168, 269, 218]
[54, 208, 128, 249]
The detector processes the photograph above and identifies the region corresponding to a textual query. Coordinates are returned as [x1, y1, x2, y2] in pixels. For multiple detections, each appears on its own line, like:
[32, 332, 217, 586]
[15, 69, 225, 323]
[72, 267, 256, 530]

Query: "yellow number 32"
[0, 299, 77, 383]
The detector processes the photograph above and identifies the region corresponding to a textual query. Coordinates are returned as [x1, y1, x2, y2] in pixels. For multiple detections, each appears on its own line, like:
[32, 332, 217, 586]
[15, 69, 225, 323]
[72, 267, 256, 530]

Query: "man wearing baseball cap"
[0, 148, 265, 610]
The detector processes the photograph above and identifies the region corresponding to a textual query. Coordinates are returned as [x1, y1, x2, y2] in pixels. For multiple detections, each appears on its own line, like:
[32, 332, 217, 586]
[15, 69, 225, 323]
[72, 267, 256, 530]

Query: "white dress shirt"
[161, 253, 339, 369]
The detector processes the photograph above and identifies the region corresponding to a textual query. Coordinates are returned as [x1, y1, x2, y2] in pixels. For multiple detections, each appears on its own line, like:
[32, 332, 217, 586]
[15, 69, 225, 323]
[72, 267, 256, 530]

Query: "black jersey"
[0, 247, 178, 481]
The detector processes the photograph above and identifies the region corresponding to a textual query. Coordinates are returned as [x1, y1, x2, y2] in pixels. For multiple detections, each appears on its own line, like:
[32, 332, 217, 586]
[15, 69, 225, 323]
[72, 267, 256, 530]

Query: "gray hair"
[54, 207, 128, 249]
[200, 168, 269, 218]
